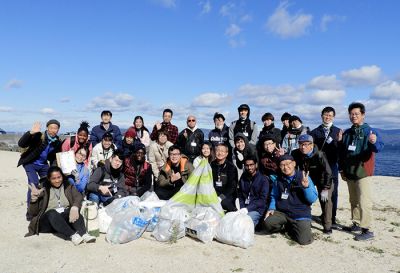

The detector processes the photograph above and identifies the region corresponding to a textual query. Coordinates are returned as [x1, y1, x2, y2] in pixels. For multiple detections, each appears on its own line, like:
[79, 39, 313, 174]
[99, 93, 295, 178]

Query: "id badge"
[243, 132, 249, 137]
[55, 207, 65, 213]
[348, 145, 356, 151]
[190, 142, 197, 147]
[281, 189, 289, 200]
[216, 180, 222, 187]
[326, 136, 333, 144]
[245, 197, 250, 205]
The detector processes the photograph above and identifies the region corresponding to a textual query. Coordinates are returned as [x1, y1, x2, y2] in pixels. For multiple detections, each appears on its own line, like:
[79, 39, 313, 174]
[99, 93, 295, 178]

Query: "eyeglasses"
[299, 143, 313, 147]
[187, 119, 196, 122]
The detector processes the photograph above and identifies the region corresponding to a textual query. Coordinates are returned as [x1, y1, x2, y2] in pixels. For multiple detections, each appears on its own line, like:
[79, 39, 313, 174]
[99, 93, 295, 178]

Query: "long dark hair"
[133, 116, 149, 134]
[201, 141, 215, 163]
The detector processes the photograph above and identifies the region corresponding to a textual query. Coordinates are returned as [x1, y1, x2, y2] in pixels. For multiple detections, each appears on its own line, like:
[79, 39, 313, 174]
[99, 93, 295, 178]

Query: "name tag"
[243, 132, 249, 137]
[190, 142, 197, 147]
[326, 136, 333, 144]
[348, 145, 356, 151]
[55, 207, 65, 213]
[216, 180, 222, 187]
[245, 197, 250, 205]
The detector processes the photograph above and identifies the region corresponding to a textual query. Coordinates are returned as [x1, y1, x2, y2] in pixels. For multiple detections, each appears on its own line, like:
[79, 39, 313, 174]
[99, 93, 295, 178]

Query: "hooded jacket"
[238, 171, 270, 215]
[123, 157, 152, 197]
[339, 123, 383, 180]
[282, 125, 310, 154]
[86, 159, 127, 198]
[157, 155, 194, 188]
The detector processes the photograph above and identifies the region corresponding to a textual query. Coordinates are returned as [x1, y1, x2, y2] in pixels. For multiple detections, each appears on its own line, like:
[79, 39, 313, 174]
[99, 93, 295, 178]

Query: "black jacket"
[18, 131, 61, 167]
[310, 125, 341, 166]
[292, 145, 333, 189]
[211, 159, 238, 211]
[177, 128, 204, 162]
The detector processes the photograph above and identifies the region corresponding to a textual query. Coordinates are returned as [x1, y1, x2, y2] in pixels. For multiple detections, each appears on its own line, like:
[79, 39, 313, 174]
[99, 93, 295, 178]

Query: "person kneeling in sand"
[155, 145, 193, 200]
[87, 150, 127, 206]
[263, 154, 318, 245]
[25, 166, 96, 245]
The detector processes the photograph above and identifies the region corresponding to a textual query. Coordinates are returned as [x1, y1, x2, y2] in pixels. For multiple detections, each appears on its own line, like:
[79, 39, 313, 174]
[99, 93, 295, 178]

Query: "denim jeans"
[247, 211, 262, 227]
[23, 163, 49, 204]
[88, 192, 113, 206]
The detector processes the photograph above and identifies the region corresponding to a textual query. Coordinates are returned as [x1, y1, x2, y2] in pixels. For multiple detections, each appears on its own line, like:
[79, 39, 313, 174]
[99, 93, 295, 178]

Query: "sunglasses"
[187, 119, 196, 122]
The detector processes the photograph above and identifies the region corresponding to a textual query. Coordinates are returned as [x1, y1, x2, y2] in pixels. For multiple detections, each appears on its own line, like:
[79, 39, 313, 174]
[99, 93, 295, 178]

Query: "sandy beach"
[0, 150, 399, 273]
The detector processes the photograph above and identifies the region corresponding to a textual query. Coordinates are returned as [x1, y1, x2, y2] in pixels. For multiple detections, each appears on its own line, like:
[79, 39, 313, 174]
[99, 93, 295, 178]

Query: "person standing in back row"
[177, 115, 204, 163]
[90, 110, 122, 149]
[229, 104, 258, 149]
[150, 108, 179, 144]
[339, 102, 384, 241]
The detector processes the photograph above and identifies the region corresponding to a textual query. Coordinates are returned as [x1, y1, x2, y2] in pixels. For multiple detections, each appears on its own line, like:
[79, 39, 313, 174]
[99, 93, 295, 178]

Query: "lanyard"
[54, 187, 62, 208]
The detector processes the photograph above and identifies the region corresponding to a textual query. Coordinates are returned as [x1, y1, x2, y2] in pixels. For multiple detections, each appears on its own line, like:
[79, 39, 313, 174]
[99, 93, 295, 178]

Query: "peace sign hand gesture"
[28, 183, 44, 202]
[301, 171, 309, 188]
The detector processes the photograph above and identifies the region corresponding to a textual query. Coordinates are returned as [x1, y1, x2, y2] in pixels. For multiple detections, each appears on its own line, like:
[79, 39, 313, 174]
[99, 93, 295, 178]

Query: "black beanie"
[46, 119, 60, 128]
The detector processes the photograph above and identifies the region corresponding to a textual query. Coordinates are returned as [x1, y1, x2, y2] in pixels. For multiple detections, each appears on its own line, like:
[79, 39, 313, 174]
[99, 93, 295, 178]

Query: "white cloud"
[228, 38, 246, 48]
[320, 14, 346, 32]
[5, 79, 23, 90]
[153, 0, 176, 8]
[199, 0, 211, 14]
[341, 65, 382, 86]
[41, 108, 55, 114]
[371, 80, 400, 99]
[266, 1, 313, 38]
[60, 97, 71, 103]
[225, 24, 242, 37]
[240, 14, 252, 23]
[220, 2, 235, 17]
[86, 92, 134, 111]
[192, 93, 231, 107]
[0, 106, 13, 112]
[308, 74, 343, 90]
[310, 89, 346, 105]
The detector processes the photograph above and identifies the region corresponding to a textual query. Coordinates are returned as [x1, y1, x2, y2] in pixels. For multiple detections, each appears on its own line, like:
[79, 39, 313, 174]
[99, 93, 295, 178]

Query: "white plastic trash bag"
[106, 206, 153, 244]
[140, 191, 160, 202]
[185, 207, 221, 243]
[98, 207, 113, 234]
[139, 200, 167, 232]
[152, 206, 190, 242]
[215, 210, 254, 249]
[105, 196, 140, 216]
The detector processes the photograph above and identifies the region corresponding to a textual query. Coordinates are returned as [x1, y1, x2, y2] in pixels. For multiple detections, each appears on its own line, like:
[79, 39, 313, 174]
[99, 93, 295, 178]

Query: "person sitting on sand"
[25, 166, 96, 246]
[263, 154, 318, 245]
[87, 150, 127, 206]
[18, 120, 62, 220]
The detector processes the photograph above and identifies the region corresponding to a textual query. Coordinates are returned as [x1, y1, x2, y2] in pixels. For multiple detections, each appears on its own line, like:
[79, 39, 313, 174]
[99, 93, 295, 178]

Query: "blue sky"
[1, 0, 400, 132]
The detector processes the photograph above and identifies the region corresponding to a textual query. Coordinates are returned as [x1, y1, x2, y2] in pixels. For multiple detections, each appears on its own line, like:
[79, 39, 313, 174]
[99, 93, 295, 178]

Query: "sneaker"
[354, 230, 374, 241]
[323, 228, 333, 235]
[82, 233, 96, 243]
[342, 222, 362, 232]
[71, 233, 83, 246]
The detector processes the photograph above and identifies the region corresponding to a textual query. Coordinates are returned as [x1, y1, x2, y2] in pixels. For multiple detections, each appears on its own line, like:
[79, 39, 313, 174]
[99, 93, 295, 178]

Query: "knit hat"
[46, 119, 60, 128]
[133, 142, 146, 153]
[102, 132, 113, 140]
[280, 112, 291, 122]
[125, 127, 136, 138]
[298, 134, 313, 143]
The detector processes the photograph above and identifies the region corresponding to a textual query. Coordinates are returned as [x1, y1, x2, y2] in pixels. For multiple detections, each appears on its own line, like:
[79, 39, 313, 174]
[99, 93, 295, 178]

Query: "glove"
[71, 169, 80, 184]
[69, 206, 79, 223]
[320, 189, 329, 202]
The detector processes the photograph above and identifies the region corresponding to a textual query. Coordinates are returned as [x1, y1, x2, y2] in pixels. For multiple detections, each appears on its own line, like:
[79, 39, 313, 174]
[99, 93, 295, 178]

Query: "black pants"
[263, 211, 313, 245]
[39, 208, 86, 238]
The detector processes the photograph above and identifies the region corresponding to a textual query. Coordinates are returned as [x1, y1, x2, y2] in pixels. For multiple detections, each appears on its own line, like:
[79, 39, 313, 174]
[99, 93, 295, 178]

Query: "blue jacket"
[311, 125, 341, 166]
[90, 122, 122, 149]
[67, 163, 89, 194]
[269, 170, 318, 220]
[239, 171, 269, 215]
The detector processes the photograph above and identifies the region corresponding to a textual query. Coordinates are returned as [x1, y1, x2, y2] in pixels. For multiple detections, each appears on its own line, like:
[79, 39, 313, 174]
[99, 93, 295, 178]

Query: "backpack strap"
[70, 135, 76, 149]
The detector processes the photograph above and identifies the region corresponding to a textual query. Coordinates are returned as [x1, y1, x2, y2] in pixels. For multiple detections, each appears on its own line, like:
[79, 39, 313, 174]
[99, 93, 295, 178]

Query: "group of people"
[18, 102, 383, 245]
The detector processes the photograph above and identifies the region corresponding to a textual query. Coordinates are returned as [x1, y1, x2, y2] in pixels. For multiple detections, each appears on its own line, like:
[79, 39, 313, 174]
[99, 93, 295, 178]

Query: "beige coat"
[148, 141, 173, 179]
